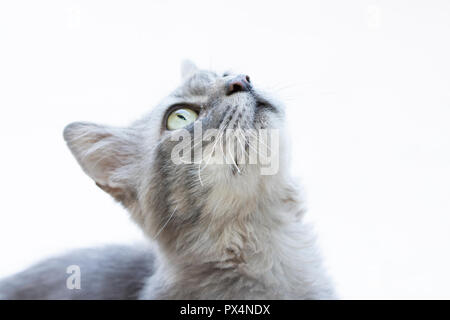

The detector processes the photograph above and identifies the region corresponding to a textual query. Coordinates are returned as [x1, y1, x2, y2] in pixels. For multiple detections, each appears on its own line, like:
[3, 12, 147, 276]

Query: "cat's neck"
[164, 171, 304, 264]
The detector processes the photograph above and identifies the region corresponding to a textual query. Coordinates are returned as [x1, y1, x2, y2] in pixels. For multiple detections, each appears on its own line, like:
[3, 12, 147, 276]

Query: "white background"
[0, 0, 449, 299]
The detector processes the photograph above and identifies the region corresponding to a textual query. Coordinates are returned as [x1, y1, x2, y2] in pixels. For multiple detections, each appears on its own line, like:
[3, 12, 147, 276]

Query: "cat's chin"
[201, 163, 278, 188]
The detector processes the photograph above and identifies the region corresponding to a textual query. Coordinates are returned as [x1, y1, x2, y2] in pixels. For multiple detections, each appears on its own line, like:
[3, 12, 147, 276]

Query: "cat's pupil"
[177, 114, 187, 121]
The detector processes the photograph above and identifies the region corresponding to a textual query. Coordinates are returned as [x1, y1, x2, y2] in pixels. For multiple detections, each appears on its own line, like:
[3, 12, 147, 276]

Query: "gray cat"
[0, 61, 335, 299]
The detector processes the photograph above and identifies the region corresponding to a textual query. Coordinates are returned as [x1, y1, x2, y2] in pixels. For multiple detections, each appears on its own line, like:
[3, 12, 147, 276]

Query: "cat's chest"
[142, 268, 289, 299]
[140, 248, 318, 300]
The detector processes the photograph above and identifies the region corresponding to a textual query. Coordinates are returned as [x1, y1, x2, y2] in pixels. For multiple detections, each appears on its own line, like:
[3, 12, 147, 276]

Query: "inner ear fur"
[63, 121, 140, 207]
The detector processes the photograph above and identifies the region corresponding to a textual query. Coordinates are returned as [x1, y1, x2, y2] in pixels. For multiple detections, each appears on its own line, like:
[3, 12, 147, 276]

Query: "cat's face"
[64, 61, 288, 253]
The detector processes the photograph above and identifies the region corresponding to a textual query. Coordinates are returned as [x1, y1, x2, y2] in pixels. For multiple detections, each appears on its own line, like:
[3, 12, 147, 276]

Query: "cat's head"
[64, 61, 292, 257]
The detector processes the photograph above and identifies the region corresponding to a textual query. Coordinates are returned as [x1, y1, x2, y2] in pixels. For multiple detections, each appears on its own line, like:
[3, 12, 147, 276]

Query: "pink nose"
[226, 74, 252, 95]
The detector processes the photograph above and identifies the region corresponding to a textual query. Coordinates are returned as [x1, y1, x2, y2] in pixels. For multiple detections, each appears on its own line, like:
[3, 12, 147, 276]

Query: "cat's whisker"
[199, 106, 235, 171]
[153, 205, 178, 240]
[197, 166, 204, 187]
[246, 128, 273, 154]
[190, 125, 216, 154]
[201, 126, 226, 170]
[236, 125, 250, 159]
[240, 127, 261, 159]
[197, 125, 226, 186]
[226, 133, 241, 174]
[235, 128, 249, 159]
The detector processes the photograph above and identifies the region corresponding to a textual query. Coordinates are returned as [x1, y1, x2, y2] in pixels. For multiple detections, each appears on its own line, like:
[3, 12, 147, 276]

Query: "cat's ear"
[63, 122, 139, 207]
[181, 60, 198, 80]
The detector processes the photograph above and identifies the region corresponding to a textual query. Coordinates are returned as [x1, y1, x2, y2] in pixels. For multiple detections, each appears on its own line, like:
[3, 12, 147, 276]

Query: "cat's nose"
[226, 74, 252, 95]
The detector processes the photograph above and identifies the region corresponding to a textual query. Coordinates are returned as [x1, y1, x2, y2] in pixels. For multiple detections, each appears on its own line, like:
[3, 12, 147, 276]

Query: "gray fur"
[0, 245, 154, 299]
[0, 61, 335, 299]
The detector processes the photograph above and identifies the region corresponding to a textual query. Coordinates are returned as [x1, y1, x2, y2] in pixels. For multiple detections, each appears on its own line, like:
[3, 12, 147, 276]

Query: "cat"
[0, 61, 335, 299]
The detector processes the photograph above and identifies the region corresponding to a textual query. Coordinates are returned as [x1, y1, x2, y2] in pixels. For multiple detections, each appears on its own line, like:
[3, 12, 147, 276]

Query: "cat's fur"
[0, 61, 335, 299]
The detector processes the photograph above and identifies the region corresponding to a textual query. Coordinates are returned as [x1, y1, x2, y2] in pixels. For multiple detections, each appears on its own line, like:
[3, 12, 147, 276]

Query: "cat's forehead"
[174, 70, 220, 97]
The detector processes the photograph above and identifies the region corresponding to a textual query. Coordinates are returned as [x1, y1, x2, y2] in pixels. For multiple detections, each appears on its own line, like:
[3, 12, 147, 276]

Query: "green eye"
[167, 108, 198, 130]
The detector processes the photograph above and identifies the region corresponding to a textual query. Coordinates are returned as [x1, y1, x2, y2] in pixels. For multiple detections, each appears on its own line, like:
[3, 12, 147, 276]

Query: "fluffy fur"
[0, 61, 335, 299]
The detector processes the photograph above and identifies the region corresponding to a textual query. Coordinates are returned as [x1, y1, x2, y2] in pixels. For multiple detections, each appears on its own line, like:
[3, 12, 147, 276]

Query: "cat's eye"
[167, 108, 198, 130]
